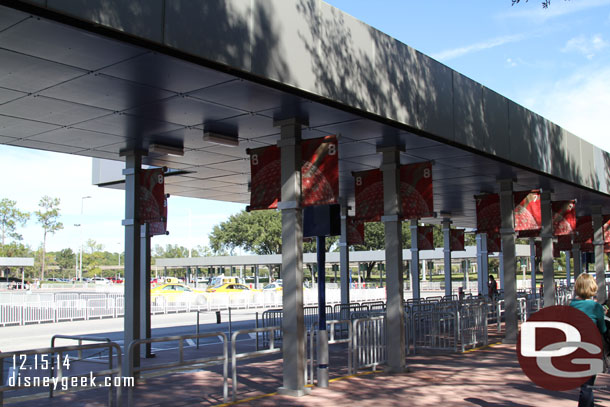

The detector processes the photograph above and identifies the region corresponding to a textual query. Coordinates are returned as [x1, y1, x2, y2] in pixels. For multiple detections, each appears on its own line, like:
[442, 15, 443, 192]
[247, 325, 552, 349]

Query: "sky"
[2, 0, 610, 253]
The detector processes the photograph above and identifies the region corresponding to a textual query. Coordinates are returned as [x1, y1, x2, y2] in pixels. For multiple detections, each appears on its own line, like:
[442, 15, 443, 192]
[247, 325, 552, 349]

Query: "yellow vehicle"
[151, 283, 206, 304]
[206, 283, 260, 293]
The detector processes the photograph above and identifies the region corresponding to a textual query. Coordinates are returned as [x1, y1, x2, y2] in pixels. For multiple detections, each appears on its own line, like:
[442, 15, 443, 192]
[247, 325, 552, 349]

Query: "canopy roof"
[1, 0, 609, 227]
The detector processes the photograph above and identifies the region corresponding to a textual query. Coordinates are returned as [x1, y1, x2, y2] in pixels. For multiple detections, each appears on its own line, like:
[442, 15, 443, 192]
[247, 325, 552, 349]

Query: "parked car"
[108, 277, 124, 284]
[151, 283, 206, 305]
[92, 277, 111, 285]
[262, 282, 283, 291]
[206, 283, 260, 293]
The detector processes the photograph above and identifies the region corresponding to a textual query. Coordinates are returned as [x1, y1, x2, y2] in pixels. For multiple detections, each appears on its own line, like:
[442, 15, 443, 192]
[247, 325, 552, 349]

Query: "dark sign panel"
[140, 168, 167, 236]
[486, 230, 502, 253]
[354, 169, 384, 222]
[450, 229, 465, 251]
[556, 235, 572, 251]
[347, 217, 365, 246]
[417, 225, 434, 251]
[574, 216, 593, 244]
[513, 190, 541, 232]
[475, 194, 500, 233]
[400, 162, 433, 220]
[552, 200, 576, 236]
[248, 145, 281, 210]
[301, 135, 339, 207]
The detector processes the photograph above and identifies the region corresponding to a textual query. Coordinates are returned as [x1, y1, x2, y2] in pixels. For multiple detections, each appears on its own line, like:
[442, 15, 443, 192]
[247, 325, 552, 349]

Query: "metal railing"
[231, 327, 281, 402]
[352, 316, 386, 373]
[306, 319, 353, 385]
[127, 332, 228, 404]
[0, 342, 122, 406]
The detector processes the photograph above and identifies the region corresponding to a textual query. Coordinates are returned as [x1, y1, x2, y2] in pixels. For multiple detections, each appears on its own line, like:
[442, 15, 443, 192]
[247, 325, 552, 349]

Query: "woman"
[570, 273, 607, 407]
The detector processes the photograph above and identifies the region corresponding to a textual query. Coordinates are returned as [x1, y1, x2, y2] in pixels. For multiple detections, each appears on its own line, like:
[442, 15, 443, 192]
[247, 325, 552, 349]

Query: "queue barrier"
[127, 332, 228, 404]
[352, 316, 386, 373]
[306, 319, 353, 385]
[231, 327, 281, 402]
[0, 342, 122, 407]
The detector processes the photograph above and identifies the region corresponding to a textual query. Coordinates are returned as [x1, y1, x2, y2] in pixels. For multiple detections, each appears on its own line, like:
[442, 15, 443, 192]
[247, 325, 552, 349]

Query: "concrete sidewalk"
[6, 341, 610, 407]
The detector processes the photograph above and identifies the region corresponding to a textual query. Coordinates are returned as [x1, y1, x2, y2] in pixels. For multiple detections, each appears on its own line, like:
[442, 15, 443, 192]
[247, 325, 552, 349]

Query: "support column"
[573, 242, 582, 280]
[541, 191, 554, 307]
[499, 241, 505, 290]
[275, 118, 307, 396]
[410, 219, 420, 299]
[592, 207, 606, 303]
[140, 223, 153, 358]
[378, 145, 405, 373]
[476, 233, 488, 296]
[122, 150, 144, 375]
[255, 265, 259, 289]
[442, 217, 452, 297]
[529, 238, 536, 294]
[566, 251, 572, 288]
[499, 179, 517, 343]
[339, 200, 350, 306]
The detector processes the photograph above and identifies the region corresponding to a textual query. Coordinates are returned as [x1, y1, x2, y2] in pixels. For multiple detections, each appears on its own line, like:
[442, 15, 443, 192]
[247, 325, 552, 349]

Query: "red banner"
[450, 229, 465, 251]
[574, 216, 593, 244]
[486, 230, 502, 253]
[140, 168, 167, 236]
[347, 217, 365, 246]
[248, 145, 281, 210]
[248, 136, 339, 210]
[301, 135, 339, 207]
[556, 235, 572, 251]
[354, 169, 384, 222]
[400, 162, 434, 220]
[514, 190, 541, 232]
[475, 194, 500, 233]
[552, 200, 576, 236]
[417, 226, 434, 251]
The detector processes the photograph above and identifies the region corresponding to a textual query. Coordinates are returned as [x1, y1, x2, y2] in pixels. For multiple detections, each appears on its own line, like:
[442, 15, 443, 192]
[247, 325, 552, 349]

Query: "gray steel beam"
[410, 219, 420, 299]
[378, 145, 405, 373]
[573, 242, 582, 280]
[476, 233, 488, 296]
[275, 118, 307, 397]
[566, 250, 572, 288]
[339, 200, 350, 306]
[499, 179, 517, 343]
[530, 238, 536, 294]
[442, 218, 452, 297]
[140, 223, 153, 358]
[122, 150, 143, 374]
[592, 207, 606, 303]
[541, 191, 554, 307]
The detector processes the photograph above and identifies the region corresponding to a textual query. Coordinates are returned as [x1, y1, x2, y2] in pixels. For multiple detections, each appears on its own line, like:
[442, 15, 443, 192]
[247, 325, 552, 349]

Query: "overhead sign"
[354, 169, 384, 222]
[514, 190, 541, 232]
[487, 230, 502, 253]
[450, 229, 465, 251]
[248, 136, 339, 210]
[248, 145, 281, 210]
[475, 193, 500, 233]
[140, 168, 167, 236]
[552, 200, 576, 236]
[301, 135, 339, 207]
[417, 225, 434, 251]
[347, 217, 365, 246]
[400, 162, 434, 220]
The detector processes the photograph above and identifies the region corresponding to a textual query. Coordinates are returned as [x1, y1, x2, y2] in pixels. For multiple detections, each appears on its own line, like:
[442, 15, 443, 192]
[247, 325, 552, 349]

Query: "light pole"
[80, 196, 92, 280]
[74, 224, 81, 280]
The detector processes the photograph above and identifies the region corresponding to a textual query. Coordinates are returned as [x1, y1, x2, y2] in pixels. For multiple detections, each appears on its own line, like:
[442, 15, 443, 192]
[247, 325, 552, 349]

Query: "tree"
[55, 248, 75, 271]
[0, 198, 29, 245]
[511, 0, 568, 8]
[209, 210, 282, 255]
[153, 244, 191, 258]
[85, 239, 104, 254]
[34, 196, 63, 281]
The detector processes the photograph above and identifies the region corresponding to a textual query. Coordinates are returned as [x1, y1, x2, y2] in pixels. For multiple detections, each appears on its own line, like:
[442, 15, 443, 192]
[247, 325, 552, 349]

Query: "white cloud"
[432, 33, 527, 61]
[522, 66, 610, 153]
[562, 34, 608, 59]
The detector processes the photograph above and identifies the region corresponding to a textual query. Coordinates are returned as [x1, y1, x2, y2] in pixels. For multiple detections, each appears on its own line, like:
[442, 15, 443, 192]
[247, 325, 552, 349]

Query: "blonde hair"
[574, 273, 598, 299]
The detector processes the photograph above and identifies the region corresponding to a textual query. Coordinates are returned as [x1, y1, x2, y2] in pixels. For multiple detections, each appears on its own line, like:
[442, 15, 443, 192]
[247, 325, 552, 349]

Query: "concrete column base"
[384, 365, 412, 374]
[277, 387, 312, 397]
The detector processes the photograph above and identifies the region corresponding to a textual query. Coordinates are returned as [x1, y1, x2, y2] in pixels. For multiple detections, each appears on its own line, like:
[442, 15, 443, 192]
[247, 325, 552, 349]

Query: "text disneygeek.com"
[8, 372, 135, 391]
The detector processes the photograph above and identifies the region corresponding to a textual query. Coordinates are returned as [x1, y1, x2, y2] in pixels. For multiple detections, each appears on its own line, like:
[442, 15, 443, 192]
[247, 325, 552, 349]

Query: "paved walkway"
[6, 340, 610, 407]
